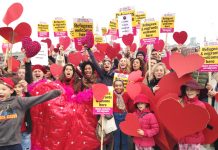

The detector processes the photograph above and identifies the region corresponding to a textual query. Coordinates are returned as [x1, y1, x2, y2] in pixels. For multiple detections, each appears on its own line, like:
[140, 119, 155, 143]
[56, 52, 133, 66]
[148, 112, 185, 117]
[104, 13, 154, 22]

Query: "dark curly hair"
[80, 61, 95, 76]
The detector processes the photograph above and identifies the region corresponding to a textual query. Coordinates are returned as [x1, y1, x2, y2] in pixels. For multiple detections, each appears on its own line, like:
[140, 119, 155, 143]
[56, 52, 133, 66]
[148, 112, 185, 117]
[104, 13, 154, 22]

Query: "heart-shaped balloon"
[68, 52, 83, 66]
[7, 56, 20, 72]
[173, 31, 188, 45]
[22, 37, 41, 58]
[157, 98, 210, 140]
[59, 36, 71, 50]
[130, 43, 137, 52]
[203, 102, 218, 144]
[41, 38, 52, 48]
[169, 53, 204, 78]
[154, 40, 164, 52]
[122, 34, 134, 46]
[0, 22, 32, 44]
[96, 43, 109, 53]
[50, 64, 63, 78]
[3, 3, 23, 25]
[92, 83, 108, 102]
[119, 113, 141, 137]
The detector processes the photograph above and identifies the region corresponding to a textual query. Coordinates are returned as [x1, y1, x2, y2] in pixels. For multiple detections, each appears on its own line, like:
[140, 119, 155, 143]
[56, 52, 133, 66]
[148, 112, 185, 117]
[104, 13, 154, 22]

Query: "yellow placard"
[94, 35, 103, 44]
[109, 21, 117, 30]
[135, 12, 146, 25]
[69, 29, 74, 39]
[161, 16, 175, 29]
[140, 21, 159, 39]
[200, 46, 218, 64]
[52, 20, 67, 32]
[73, 22, 93, 38]
[116, 9, 136, 27]
[38, 24, 49, 32]
[101, 27, 107, 35]
[113, 73, 129, 91]
[93, 86, 113, 115]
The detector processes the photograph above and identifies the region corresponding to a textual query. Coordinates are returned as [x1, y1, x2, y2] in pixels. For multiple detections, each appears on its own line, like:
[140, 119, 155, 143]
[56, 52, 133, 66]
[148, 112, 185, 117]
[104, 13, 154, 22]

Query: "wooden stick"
[100, 115, 104, 150]
[208, 72, 212, 105]
[147, 44, 152, 81]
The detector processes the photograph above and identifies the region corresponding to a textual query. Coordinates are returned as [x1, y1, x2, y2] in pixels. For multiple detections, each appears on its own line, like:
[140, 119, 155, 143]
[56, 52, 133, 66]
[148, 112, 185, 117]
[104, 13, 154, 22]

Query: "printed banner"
[160, 15, 175, 33]
[108, 20, 117, 35]
[38, 23, 49, 37]
[69, 29, 74, 39]
[93, 86, 113, 115]
[73, 18, 93, 38]
[52, 19, 68, 37]
[113, 73, 129, 91]
[94, 35, 103, 44]
[118, 14, 133, 37]
[31, 42, 48, 66]
[199, 45, 218, 72]
[101, 27, 107, 36]
[140, 20, 159, 45]
[136, 11, 146, 29]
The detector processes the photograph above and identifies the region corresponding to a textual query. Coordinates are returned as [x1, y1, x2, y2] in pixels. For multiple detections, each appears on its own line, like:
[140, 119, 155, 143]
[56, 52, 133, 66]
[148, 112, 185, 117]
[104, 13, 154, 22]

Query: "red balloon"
[3, 3, 23, 25]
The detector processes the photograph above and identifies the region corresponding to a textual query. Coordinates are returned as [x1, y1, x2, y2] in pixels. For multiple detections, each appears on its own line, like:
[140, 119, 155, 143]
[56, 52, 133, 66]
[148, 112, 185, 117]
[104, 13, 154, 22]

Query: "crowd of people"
[0, 41, 218, 150]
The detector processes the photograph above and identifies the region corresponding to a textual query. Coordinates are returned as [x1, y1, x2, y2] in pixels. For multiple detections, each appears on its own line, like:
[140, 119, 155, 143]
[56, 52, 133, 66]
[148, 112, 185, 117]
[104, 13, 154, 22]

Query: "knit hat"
[0, 77, 15, 89]
[181, 80, 204, 90]
[136, 51, 145, 59]
[134, 94, 150, 104]
[32, 65, 47, 74]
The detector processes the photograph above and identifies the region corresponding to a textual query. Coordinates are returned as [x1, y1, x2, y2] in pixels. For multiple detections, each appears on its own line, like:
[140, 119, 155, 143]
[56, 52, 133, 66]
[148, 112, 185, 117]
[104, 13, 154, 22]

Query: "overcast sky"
[0, 0, 218, 52]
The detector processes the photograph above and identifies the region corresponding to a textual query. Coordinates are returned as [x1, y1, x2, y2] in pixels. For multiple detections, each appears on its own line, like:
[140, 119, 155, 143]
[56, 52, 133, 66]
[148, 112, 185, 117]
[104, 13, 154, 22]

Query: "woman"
[130, 58, 146, 77]
[115, 57, 131, 74]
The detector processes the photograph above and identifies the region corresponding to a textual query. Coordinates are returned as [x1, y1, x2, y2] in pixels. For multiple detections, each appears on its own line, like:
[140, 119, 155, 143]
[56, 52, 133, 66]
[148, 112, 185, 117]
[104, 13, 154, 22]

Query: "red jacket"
[113, 92, 135, 113]
[133, 109, 159, 147]
[179, 96, 206, 144]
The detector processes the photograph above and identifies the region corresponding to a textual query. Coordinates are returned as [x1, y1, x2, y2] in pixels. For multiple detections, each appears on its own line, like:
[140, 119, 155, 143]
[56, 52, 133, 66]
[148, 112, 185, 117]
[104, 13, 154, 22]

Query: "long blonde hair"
[149, 62, 168, 81]
[118, 57, 131, 73]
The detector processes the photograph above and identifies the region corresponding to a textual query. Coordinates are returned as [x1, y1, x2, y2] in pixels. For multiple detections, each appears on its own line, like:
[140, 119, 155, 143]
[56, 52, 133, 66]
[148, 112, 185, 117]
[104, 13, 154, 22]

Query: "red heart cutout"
[122, 34, 134, 46]
[126, 82, 141, 100]
[96, 43, 109, 53]
[41, 38, 52, 48]
[7, 56, 20, 72]
[119, 113, 141, 137]
[92, 83, 108, 102]
[173, 31, 188, 45]
[113, 42, 121, 51]
[22, 37, 41, 58]
[157, 98, 210, 140]
[59, 36, 71, 50]
[3, 3, 23, 25]
[94, 52, 105, 62]
[203, 102, 218, 144]
[169, 53, 204, 78]
[138, 44, 147, 55]
[128, 70, 142, 82]
[74, 38, 83, 51]
[106, 46, 119, 59]
[155, 72, 192, 102]
[50, 64, 63, 78]
[81, 31, 94, 48]
[154, 40, 164, 52]
[1, 42, 12, 54]
[82, 54, 89, 61]
[215, 93, 218, 102]
[68, 52, 83, 66]
[130, 43, 137, 52]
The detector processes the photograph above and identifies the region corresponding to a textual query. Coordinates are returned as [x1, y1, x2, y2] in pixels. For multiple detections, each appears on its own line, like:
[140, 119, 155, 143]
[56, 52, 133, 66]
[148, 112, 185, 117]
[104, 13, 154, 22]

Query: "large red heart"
[113, 42, 121, 51]
[50, 64, 63, 78]
[126, 82, 142, 100]
[68, 52, 83, 66]
[215, 93, 218, 102]
[173, 31, 188, 45]
[41, 38, 52, 48]
[7, 56, 20, 72]
[122, 34, 134, 46]
[106, 46, 119, 59]
[128, 70, 142, 82]
[119, 113, 141, 137]
[3, 3, 23, 25]
[169, 53, 204, 78]
[81, 31, 94, 48]
[157, 98, 210, 140]
[94, 52, 105, 62]
[155, 72, 192, 102]
[154, 40, 164, 52]
[130, 43, 137, 52]
[0, 22, 32, 44]
[203, 102, 218, 144]
[96, 43, 109, 53]
[92, 83, 108, 102]
[22, 37, 41, 58]
[59, 36, 71, 50]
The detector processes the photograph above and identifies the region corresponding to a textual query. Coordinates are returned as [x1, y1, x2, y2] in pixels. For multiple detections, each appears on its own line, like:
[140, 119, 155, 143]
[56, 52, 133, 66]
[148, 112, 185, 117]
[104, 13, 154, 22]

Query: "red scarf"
[183, 96, 199, 104]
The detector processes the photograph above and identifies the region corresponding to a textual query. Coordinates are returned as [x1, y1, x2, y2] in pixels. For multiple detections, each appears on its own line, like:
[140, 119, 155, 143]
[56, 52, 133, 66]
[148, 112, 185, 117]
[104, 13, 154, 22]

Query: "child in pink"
[133, 94, 159, 150]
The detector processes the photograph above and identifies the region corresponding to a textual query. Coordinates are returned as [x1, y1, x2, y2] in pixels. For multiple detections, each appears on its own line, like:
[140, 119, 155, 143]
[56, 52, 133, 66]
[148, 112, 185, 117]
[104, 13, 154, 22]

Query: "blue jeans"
[0, 144, 22, 150]
[113, 112, 128, 150]
[21, 132, 31, 150]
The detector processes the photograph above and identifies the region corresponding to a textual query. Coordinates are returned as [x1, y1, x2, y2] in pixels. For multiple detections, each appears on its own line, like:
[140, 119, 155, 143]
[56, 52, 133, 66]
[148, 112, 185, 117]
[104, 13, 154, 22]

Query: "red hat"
[181, 80, 203, 90]
[0, 77, 15, 89]
[32, 65, 47, 74]
[134, 94, 150, 104]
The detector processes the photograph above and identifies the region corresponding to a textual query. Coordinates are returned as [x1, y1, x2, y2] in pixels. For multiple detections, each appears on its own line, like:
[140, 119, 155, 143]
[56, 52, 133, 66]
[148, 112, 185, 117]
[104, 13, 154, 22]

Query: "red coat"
[179, 97, 206, 144]
[113, 92, 135, 113]
[133, 109, 159, 147]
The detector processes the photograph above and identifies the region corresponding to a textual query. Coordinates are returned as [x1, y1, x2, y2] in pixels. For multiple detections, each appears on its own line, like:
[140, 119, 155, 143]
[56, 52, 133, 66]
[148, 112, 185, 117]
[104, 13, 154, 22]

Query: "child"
[178, 80, 206, 150]
[0, 77, 61, 150]
[133, 94, 159, 150]
[113, 79, 135, 150]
